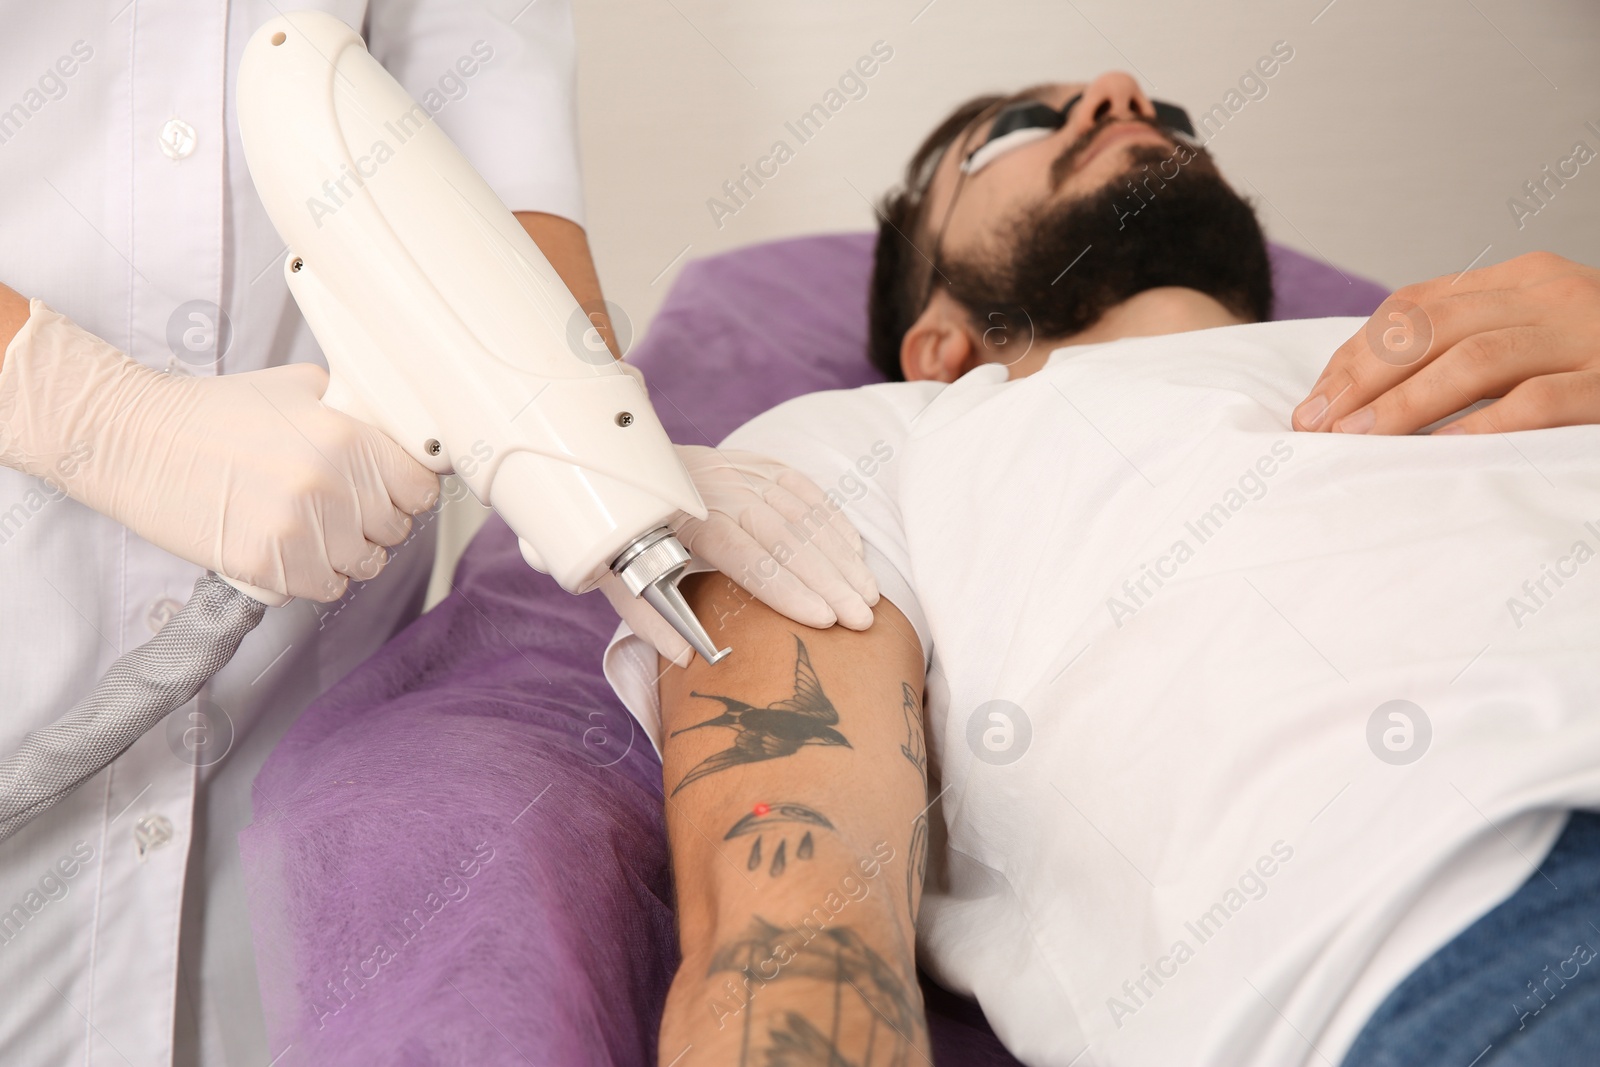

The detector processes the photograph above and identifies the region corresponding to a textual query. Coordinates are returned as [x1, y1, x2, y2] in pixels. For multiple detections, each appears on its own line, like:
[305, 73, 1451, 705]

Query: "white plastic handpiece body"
[235, 12, 729, 661]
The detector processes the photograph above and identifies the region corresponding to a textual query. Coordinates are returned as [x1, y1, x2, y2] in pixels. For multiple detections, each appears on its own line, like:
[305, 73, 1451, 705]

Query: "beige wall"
[573, 0, 1600, 331]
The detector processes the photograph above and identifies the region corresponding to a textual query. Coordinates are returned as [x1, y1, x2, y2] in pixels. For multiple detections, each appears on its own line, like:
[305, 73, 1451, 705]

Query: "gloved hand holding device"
[0, 298, 439, 602]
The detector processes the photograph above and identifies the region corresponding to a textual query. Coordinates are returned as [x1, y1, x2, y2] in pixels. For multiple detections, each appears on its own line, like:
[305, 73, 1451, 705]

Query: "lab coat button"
[133, 814, 174, 859]
[159, 118, 197, 160]
[148, 597, 184, 633]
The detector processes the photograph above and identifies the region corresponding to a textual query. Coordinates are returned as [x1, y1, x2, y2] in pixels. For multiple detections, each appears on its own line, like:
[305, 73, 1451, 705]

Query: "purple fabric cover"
[241, 233, 1389, 1066]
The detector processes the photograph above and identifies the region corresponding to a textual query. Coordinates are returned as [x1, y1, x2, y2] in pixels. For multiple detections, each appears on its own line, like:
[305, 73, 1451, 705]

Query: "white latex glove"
[0, 299, 439, 601]
[600, 444, 881, 667]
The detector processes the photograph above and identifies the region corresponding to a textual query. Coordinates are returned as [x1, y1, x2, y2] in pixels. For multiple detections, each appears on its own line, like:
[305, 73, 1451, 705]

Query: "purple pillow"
[242, 234, 1389, 1066]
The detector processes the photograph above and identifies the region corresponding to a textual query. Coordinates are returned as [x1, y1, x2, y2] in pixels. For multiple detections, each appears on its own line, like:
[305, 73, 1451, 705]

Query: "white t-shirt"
[603, 317, 1600, 1066]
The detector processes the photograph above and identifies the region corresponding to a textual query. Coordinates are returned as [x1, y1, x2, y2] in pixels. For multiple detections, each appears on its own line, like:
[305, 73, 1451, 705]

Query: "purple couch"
[240, 233, 1389, 1066]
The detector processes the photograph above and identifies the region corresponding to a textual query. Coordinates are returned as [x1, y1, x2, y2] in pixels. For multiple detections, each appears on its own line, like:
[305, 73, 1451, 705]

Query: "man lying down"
[604, 72, 1600, 1066]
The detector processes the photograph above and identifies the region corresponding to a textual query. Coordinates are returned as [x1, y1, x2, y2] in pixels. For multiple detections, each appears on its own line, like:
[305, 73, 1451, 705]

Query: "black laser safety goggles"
[960, 94, 1198, 175]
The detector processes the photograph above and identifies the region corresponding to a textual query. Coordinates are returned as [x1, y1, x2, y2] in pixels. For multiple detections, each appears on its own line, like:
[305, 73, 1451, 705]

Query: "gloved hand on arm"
[600, 445, 881, 667]
[0, 297, 439, 601]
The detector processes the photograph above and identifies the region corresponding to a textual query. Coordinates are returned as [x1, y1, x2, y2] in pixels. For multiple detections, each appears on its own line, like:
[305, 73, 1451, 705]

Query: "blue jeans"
[1343, 810, 1600, 1067]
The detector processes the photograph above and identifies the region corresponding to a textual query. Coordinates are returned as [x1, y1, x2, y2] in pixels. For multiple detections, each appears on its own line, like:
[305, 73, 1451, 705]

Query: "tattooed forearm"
[726, 803, 836, 878]
[669, 636, 850, 797]
[656, 580, 930, 1065]
[897, 681, 926, 786]
[708, 915, 926, 1066]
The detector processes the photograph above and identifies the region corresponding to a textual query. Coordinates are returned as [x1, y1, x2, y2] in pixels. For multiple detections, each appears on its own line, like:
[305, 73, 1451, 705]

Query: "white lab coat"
[0, 2, 583, 1063]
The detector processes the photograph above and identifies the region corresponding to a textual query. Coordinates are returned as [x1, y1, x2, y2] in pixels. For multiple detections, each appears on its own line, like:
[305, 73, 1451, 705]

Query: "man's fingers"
[1297, 295, 1452, 428]
[1322, 327, 1558, 435]
[1435, 371, 1600, 435]
[1296, 252, 1594, 433]
[1294, 288, 1544, 433]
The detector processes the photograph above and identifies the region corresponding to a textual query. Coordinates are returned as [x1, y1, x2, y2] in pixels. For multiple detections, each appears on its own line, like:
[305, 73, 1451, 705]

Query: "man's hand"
[1292, 252, 1600, 435]
[0, 300, 438, 600]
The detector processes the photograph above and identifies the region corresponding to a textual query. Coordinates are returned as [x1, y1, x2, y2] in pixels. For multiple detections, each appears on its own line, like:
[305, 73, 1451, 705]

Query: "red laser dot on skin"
[753, 803, 770, 816]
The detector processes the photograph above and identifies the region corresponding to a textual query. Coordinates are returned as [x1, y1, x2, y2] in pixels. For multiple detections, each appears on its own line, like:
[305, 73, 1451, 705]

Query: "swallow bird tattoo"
[669, 636, 850, 796]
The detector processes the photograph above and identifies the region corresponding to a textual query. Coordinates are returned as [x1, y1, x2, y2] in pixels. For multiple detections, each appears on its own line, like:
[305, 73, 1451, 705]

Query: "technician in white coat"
[0, 3, 878, 1064]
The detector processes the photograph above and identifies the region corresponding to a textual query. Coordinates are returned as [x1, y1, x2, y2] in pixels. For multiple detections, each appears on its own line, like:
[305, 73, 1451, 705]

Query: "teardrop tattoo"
[725, 803, 835, 879]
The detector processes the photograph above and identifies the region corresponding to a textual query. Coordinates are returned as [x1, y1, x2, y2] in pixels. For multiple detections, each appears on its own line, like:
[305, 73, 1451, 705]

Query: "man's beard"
[938, 141, 1274, 353]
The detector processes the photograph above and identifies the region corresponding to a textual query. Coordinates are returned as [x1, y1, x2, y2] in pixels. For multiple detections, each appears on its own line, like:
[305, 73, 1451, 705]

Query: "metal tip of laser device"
[642, 578, 731, 665]
[611, 527, 731, 666]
